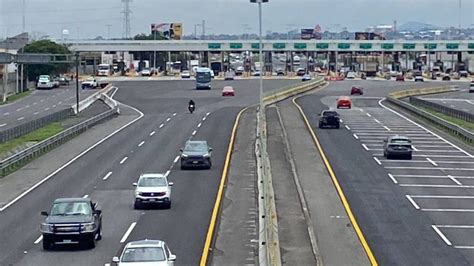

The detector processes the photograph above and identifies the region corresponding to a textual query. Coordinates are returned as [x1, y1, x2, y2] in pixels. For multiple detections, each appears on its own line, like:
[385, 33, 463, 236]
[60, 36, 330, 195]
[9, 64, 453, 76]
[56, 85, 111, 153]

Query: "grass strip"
[419, 107, 474, 132]
[0, 90, 33, 105]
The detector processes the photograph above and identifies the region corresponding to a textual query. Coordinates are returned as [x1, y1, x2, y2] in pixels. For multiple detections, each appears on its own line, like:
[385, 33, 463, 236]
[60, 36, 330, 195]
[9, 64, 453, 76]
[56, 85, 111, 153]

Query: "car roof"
[53, 198, 91, 203]
[388, 135, 411, 141]
[223, 86, 234, 90]
[186, 140, 208, 145]
[125, 239, 165, 249]
[338, 96, 351, 100]
[140, 173, 166, 178]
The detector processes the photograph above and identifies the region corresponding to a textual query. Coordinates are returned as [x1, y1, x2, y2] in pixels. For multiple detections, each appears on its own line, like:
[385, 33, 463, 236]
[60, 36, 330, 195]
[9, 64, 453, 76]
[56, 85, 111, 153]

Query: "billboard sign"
[151, 23, 183, 40]
[301, 29, 314, 40]
[355, 32, 385, 40]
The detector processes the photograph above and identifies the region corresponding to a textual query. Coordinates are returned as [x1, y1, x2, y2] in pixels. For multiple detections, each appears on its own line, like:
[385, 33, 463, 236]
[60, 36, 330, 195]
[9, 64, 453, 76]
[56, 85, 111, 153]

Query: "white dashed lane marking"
[149, 131, 156, 136]
[119, 157, 128, 164]
[138, 141, 145, 147]
[102, 171, 113, 181]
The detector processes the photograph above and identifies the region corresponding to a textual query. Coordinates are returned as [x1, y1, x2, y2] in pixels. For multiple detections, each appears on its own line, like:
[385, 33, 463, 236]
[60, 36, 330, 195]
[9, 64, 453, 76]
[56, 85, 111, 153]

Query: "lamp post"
[250, 0, 268, 126]
[75, 52, 80, 114]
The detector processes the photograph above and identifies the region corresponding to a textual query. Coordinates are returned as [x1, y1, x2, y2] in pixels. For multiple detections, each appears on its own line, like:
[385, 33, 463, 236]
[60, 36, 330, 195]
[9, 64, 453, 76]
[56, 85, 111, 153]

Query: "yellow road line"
[200, 106, 248, 266]
[292, 96, 379, 266]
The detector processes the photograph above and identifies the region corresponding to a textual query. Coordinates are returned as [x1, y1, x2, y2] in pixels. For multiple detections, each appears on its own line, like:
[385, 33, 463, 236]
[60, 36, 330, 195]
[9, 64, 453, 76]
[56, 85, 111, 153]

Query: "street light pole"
[153, 27, 157, 75]
[75, 52, 80, 115]
[251, 0, 267, 126]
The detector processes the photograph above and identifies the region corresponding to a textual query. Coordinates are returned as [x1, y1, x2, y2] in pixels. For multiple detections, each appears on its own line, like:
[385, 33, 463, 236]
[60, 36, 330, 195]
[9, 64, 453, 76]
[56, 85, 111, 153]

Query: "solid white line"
[400, 184, 474, 188]
[173, 156, 180, 163]
[166, 117, 171, 122]
[412, 146, 418, 151]
[411, 195, 474, 199]
[83, 194, 88, 198]
[52, 105, 56, 108]
[388, 174, 398, 184]
[385, 167, 474, 171]
[16, 108, 22, 111]
[454, 246, 474, 249]
[165, 170, 171, 177]
[17, 117, 24, 121]
[173, 112, 177, 116]
[383, 126, 391, 131]
[192, 130, 197, 136]
[3, 112, 9, 116]
[362, 144, 369, 151]
[138, 141, 145, 147]
[206, 112, 210, 116]
[345, 125, 351, 130]
[0, 97, 144, 212]
[436, 225, 474, 229]
[159, 124, 164, 128]
[426, 158, 438, 166]
[120, 157, 128, 164]
[34, 235, 43, 244]
[110, 87, 119, 98]
[373, 157, 382, 165]
[374, 119, 380, 123]
[102, 171, 113, 180]
[353, 133, 359, 139]
[149, 131, 156, 136]
[120, 222, 137, 243]
[0, 123, 6, 127]
[366, 113, 372, 117]
[406, 195, 420, 209]
[394, 174, 447, 178]
[379, 99, 474, 158]
[423, 209, 474, 212]
[432, 225, 452, 246]
[197, 123, 202, 128]
[448, 175, 462, 185]
[373, 154, 470, 158]
[45, 107, 50, 111]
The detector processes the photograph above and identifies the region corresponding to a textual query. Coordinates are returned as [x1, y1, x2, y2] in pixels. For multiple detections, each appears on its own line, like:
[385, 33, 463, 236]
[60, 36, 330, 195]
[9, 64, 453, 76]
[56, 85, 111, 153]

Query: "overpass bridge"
[66, 40, 474, 53]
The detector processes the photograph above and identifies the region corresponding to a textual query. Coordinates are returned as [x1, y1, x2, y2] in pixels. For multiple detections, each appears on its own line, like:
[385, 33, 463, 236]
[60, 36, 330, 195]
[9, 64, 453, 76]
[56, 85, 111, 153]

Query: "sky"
[1, 0, 474, 39]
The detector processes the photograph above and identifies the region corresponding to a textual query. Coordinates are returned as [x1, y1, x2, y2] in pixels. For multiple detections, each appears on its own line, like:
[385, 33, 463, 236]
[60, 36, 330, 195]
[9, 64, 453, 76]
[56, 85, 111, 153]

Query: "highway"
[296, 80, 474, 265]
[0, 85, 97, 131]
[420, 87, 474, 113]
[0, 79, 297, 265]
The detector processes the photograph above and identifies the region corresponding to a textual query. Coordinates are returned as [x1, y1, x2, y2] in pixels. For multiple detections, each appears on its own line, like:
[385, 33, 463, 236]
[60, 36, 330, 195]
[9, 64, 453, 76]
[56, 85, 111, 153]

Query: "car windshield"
[323, 111, 338, 117]
[121, 247, 166, 262]
[98, 66, 109, 70]
[138, 176, 167, 187]
[86, 78, 95, 81]
[184, 142, 208, 152]
[390, 138, 411, 144]
[50, 202, 91, 216]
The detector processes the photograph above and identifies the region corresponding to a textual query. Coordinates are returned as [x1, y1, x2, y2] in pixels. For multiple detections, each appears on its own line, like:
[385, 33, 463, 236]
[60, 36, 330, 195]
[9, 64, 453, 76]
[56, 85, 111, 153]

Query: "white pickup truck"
[81, 77, 98, 89]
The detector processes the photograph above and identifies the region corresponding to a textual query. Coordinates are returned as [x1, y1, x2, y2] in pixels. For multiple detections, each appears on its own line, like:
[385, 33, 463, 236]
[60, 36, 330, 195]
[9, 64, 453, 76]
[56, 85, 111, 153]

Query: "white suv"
[133, 173, 173, 209]
[37, 75, 54, 89]
[113, 239, 176, 265]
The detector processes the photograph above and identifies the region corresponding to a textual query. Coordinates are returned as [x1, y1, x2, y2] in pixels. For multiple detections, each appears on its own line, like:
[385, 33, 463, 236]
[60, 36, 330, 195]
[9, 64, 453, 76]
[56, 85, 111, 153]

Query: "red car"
[222, 86, 235, 96]
[337, 96, 352, 109]
[396, 75, 405, 81]
[350, 86, 363, 95]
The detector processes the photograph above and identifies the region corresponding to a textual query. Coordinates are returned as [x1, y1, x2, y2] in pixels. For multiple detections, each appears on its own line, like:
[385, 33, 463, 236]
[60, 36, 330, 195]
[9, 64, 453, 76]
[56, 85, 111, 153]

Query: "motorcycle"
[188, 104, 195, 114]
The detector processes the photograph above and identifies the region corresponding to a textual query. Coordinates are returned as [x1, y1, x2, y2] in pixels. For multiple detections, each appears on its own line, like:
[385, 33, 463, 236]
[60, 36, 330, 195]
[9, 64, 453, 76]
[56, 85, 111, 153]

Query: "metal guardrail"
[409, 97, 474, 123]
[0, 108, 72, 143]
[387, 97, 474, 144]
[0, 107, 119, 176]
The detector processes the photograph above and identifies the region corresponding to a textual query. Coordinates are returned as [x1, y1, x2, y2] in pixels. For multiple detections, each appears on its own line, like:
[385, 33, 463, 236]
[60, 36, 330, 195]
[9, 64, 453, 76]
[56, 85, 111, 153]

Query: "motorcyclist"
[188, 100, 195, 113]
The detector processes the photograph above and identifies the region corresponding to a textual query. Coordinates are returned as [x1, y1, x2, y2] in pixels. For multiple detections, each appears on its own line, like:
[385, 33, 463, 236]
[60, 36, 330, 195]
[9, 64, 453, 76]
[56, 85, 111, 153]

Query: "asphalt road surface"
[421, 87, 474, 114]
[0, 85, 98, 131]
[0, 79, 297, 265]
[296, 80, 474, 265]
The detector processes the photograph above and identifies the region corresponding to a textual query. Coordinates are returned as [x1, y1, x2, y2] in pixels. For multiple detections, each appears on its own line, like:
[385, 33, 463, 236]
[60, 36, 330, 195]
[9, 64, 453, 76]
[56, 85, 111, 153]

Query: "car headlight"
[181, 154, 188, 158]
[82, 223, 96, 232]
[203, 153, 210, 158]
[41, 223, 54, 233]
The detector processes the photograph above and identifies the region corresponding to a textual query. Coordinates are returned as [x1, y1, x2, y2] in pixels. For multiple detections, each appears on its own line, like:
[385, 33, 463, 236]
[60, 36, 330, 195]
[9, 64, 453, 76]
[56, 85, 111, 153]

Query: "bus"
[196, 67, 212, 90]
[97, 64, 112, 76]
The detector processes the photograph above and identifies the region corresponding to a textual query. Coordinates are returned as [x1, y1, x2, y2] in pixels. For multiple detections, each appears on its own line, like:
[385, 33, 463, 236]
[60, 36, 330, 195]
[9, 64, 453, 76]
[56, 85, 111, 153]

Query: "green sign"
[251, 43, 262, 49]
[381, 43, 394, 49]
[208, 43, 221, 49]
[469, 43, 474, 49]
[446, 43, 459, 50]
[316, 43, 329, 49]
[294, 43, 307, 49]
[359, 43, 372, 49]
[273, 43, 285, 49]
[338, 43, 351, 49]
[403, 43, 416, 49]
[229, 43, 243, 49]
[424, 43, 437, 49]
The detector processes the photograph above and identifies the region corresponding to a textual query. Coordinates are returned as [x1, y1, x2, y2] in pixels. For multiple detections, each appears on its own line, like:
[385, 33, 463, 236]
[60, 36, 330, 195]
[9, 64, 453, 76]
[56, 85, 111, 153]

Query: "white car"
[414, 75, 424, 82]
[81, 77, 98, 89]
[113, 239, 176, 266]
[133, 173, 173, 209]
[346, 72, 356, 79]
[141, 68, 151, 76]
[181, 70, 191, 78]
[37, 75, 54, 90]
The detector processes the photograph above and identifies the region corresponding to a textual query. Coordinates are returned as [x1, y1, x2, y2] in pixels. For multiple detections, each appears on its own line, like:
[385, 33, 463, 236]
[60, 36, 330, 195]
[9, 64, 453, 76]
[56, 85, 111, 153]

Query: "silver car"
[113, 239, 176, 266]
[133, 173, 173, 209]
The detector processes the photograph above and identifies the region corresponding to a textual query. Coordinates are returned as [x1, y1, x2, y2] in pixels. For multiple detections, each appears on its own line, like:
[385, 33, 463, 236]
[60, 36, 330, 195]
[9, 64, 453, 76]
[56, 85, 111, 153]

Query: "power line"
[122, 0, 132, 39]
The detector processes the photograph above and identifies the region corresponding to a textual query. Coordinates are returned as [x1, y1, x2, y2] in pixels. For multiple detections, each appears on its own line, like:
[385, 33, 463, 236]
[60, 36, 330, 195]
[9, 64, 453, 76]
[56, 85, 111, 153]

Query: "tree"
[23, 40, 71, 80]
[133, 33, 167, 40]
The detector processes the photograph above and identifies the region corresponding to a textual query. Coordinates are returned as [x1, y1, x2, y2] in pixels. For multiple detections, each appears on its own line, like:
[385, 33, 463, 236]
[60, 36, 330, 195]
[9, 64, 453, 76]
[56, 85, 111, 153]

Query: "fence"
[409, 97, 474, 123]
[0, 107, 118, 176]
[0, 108, 72, 143]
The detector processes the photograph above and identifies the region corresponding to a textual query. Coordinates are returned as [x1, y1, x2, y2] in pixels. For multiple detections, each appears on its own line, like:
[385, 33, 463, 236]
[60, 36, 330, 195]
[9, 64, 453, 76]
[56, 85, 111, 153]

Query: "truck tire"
[42, 237, 52, 250]
[96, 226, 102, 241]
[87, 236, 96, 249]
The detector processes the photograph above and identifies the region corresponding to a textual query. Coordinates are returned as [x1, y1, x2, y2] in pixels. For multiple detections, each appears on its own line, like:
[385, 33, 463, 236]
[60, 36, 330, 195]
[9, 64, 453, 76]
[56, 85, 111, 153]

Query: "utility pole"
[22, 0, 26, 33]
[75, 52, 80, 114]
[458, 0, 462, 35]
[202, 20, 205, 40]
[106, 24, 112, 40]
